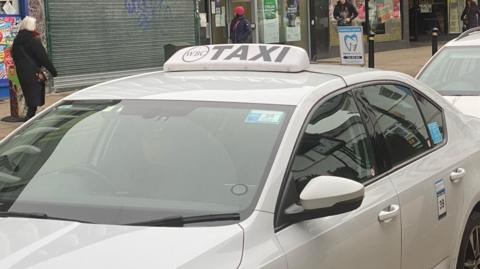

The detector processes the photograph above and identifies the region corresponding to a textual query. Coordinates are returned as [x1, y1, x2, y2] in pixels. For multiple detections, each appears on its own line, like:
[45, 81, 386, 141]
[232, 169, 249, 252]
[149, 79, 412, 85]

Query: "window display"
[329, 0, 402, 44]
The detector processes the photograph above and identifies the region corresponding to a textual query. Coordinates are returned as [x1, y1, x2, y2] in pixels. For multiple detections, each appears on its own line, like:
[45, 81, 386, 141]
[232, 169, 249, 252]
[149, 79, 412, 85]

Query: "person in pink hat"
[230, 6, 252, 43]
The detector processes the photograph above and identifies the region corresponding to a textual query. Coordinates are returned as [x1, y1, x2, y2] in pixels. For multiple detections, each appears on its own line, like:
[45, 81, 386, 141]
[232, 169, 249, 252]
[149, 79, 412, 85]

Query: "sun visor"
[164, 44, 310, 73]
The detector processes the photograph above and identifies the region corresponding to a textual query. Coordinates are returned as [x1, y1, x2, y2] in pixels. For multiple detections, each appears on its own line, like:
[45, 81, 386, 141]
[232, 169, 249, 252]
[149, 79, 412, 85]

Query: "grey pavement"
[0, 43, 440, 139]
[317, 42, 441, 77]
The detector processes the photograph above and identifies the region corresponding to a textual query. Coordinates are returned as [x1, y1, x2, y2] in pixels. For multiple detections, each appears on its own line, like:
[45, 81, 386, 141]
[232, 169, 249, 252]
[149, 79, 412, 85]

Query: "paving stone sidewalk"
[0, 43, 440, 139]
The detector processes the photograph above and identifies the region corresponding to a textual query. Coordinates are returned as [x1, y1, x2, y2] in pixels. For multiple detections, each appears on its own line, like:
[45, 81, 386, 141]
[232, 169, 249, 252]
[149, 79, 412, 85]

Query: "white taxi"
[0, 44, 479, 269]
[417, 27, 480, 119]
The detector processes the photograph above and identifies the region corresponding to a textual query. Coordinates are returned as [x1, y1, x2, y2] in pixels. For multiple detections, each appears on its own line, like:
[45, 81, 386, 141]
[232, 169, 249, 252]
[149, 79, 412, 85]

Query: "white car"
[417, 27, 480, 118]
[0, 44, 479, 269]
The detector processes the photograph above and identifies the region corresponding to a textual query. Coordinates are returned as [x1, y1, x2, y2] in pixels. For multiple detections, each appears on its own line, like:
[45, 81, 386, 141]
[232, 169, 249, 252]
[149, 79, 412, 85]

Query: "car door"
[354, 83, 465, 269]
[275, 91, 401, 269]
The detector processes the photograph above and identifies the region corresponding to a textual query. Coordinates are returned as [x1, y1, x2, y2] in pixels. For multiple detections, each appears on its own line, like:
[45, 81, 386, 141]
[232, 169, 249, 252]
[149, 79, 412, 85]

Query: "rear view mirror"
[285, 176, 365, 223]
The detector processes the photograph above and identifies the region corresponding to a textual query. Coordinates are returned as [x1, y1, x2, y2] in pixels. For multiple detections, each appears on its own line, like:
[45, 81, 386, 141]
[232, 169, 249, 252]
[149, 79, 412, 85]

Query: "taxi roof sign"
[164, 44, 310, 73]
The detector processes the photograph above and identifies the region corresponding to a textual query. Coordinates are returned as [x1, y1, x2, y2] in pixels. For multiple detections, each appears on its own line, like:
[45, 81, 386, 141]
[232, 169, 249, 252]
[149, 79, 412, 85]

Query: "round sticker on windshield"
[182, 46, 210, 62]
[231, 184, 248, 196]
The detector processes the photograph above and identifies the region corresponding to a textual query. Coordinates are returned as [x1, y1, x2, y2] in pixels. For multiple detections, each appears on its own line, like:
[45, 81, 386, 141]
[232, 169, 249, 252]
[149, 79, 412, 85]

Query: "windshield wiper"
[0, 211, 91, 223]
[126, 213, 241, 227]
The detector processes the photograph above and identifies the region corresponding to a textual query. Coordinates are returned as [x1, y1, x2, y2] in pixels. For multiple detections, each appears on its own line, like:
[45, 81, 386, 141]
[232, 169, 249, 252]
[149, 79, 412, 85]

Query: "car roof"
[65, 66, 392, 105]
[65, 44, 410, 106]
[444, 28, 480, 47]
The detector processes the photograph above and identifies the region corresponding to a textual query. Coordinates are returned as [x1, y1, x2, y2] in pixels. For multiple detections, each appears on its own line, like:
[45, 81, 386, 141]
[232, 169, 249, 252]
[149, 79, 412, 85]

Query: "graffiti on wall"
[124, 0, 172, 30]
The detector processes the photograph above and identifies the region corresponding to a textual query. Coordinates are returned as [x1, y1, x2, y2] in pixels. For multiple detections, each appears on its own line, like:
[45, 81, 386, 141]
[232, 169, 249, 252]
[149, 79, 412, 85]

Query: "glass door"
[310, 0, 330, 59]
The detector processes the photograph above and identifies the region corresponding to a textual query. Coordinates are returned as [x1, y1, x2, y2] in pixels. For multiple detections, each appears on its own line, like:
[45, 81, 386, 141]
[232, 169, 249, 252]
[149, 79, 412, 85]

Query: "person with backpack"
[230, 6, 252, 43]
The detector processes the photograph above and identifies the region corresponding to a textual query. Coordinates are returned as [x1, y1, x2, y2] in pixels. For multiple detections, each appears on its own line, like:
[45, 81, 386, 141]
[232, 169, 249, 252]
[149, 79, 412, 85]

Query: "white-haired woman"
[11, 16, 57, 120]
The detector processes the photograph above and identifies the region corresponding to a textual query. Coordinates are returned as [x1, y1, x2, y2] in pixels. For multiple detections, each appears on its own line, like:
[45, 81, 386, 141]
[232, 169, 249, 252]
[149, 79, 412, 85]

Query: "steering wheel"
[61, 164, 117, 194]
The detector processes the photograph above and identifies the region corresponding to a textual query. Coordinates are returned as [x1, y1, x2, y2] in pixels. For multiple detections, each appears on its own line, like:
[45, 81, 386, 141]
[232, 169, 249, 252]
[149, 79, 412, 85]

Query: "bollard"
[368, 31, 375, 68]
[432, 27, 439, 55]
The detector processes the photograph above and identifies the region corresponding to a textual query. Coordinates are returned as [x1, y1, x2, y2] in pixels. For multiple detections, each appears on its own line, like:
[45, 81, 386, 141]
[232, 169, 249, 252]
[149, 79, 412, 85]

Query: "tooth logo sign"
[344, 34, 358, 52]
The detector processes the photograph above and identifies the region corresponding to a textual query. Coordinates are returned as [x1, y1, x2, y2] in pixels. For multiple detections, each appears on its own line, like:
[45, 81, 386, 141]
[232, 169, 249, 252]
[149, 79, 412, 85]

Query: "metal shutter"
[45, 0, 195, 89]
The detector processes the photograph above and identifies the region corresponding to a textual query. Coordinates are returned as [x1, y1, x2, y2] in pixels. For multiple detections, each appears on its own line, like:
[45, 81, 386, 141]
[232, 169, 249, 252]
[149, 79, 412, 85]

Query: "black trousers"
[26, 106, 37, 120]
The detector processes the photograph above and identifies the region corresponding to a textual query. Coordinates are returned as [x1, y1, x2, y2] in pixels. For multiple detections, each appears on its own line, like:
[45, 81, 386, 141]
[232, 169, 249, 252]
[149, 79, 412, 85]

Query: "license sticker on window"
[428, 122, 443, 145]
[245, 110, 284, 124]
[435, 179, 447, 220]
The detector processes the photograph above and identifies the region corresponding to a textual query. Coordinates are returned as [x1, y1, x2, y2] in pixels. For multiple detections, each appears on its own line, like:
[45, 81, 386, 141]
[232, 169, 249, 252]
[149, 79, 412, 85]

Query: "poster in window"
[263, 0, 280, 43]
[285, 0, 301, 41]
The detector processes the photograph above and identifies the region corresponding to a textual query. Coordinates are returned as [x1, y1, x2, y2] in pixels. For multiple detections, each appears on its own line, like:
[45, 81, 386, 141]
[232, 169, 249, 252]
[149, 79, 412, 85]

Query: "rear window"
[418, 47, 480, 95]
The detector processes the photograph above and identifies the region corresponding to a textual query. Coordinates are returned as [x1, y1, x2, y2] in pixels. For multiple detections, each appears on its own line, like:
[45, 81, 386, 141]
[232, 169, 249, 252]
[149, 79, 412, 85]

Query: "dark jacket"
[11, 30, 57, 107]
[230, 16, 251, 43]
[334, 1, 359, 26]
[462, 2, 480, 29]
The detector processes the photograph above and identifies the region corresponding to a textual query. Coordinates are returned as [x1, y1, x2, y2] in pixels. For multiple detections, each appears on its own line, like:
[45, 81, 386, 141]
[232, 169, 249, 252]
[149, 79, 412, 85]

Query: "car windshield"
[418, 47, 480, 95]
[0, 100, 292, 226]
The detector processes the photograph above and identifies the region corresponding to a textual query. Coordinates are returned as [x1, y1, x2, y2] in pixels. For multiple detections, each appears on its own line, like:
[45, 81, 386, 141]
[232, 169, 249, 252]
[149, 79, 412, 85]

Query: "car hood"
[0, 218, 244, 268]
[443, 96, 480, 118]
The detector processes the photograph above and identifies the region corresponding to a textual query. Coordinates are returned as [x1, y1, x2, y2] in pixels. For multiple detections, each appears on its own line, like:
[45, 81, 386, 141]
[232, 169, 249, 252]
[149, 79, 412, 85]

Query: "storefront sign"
[338, 26, 365, 65]
[264, 0, 277, 19]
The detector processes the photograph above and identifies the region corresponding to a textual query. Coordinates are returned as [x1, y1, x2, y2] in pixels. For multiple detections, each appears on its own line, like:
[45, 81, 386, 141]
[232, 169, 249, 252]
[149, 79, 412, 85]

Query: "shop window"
[329, 0, 402, 44]
[257, 0, 309, 51]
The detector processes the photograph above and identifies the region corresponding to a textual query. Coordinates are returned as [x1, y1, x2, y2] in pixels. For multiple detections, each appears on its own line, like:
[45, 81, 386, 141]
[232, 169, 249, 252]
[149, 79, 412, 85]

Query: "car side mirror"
[284, 176, 365, 223]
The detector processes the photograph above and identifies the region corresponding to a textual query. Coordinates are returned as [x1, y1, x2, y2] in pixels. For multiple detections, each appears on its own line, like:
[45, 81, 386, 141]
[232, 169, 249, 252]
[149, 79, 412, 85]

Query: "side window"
[414, 91, 445, 146]
[356, 84, 430, 166]
[291, 92, 376, 191]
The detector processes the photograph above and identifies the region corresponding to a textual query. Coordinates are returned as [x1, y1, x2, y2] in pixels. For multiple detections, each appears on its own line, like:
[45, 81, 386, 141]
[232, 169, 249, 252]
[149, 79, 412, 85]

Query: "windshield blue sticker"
[435, 179, 447, 220]
[245, 110, 284, 124]
[428, 122, 443, 145]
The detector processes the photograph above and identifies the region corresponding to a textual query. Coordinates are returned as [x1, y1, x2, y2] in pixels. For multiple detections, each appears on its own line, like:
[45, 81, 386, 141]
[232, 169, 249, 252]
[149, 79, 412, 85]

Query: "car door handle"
[378, 204, 400, 223]
[450, 168, 466, 183]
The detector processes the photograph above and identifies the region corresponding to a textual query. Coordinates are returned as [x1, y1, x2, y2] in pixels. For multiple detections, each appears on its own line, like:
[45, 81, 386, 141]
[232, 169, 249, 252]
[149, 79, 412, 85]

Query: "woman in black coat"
[12, 16, 57, 120]
[461, 0, 480, 30]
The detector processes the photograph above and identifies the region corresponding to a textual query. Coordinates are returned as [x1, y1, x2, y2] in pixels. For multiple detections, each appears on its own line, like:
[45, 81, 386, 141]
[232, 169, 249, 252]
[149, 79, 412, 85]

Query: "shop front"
[0, 0, 27, 98]
[44, 0, 196, 89]
[409, 0, 464, 40]
[197, 0, 406, 60]
[197, 0, 311, 56]
[329, 0, 403, 49]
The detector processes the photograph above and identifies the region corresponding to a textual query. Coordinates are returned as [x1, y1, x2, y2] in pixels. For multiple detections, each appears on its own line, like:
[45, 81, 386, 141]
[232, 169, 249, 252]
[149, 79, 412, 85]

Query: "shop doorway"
[231, 0, 255, 42]
[210, 0, 229, 44]
[197, 0, 255, 44]
[309, 0, 330, 59]
[409, 0, 449, 40]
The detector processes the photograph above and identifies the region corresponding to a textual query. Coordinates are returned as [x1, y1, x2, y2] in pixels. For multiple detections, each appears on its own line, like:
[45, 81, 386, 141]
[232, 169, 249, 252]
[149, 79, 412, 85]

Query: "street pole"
[368, 32, 375, 68]
[365, 0, 375, 68]
[432, 27, 439, 55]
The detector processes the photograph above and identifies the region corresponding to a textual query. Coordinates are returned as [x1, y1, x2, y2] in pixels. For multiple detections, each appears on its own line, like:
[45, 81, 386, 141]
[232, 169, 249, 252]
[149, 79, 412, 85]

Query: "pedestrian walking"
[334, 0, 359, 26]
[461, 0, 480, 30]
[11, 16, 57, 121]
[230, 6, 252, 43]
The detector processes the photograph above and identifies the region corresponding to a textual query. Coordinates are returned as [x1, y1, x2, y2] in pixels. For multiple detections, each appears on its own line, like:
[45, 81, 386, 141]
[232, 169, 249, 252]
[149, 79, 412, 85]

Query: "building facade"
[196, 0, 409, 59]
[21, 0, 465, 89]
[409, 0, 465, 40]
[38, 0, 196, 89]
